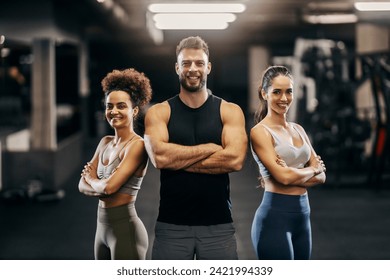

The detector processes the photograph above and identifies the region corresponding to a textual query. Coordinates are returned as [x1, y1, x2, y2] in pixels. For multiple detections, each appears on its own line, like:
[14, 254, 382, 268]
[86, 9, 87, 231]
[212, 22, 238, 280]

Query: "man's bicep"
[221, 103, 247, 149]
[144, 103, 170, 141]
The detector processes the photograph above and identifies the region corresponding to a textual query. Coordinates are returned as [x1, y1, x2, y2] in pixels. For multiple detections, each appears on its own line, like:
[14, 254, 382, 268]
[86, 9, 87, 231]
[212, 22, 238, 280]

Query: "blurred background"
[0, 0, 389, 260]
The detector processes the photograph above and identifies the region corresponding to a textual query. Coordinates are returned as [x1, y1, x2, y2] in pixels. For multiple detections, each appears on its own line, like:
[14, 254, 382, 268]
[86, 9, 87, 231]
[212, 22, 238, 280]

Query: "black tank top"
[158, 93, 232, 226]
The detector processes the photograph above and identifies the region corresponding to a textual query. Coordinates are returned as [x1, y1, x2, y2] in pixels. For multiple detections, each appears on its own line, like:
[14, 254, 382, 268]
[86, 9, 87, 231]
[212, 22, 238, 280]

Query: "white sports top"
[251, 123, 311, 178]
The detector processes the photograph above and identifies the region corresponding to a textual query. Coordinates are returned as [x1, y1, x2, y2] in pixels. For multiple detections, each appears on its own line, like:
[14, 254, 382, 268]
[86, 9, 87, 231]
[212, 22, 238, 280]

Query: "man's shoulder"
[145, 101, 170, 119]
[219, 99, 245, 124]
[220, 99, 243, 112]
[150, 100, 170, 109]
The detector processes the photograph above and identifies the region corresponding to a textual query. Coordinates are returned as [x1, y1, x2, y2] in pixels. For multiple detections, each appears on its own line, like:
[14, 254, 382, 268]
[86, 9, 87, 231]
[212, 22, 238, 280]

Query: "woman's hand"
[81, 162, 97, 183]
[310, 155, 326, 175]
[315, 155, 326, 174]
[276, 155, 287, 167]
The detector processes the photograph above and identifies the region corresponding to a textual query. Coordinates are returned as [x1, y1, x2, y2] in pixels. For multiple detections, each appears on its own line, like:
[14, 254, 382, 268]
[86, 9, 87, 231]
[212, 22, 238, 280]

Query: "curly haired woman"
[79, 68, 152, 259]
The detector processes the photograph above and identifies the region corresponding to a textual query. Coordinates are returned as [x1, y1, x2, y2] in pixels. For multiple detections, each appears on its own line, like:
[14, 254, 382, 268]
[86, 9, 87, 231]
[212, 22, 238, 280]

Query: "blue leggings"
[251, 191, 312, 260]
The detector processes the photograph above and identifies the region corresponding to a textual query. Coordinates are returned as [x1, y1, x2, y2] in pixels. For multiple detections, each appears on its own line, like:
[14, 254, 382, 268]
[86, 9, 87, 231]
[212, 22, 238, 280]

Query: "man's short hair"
[176, 36, 209, 58]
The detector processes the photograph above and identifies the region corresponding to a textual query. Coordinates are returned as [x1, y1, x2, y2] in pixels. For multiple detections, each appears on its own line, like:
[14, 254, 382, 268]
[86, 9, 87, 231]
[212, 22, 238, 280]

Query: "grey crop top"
[97, 141, 143, 196]
[251, 123, 311, 179]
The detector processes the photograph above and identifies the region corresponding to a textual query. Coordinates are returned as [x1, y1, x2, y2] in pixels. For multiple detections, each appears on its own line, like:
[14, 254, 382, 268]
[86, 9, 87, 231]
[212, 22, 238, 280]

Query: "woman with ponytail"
[250, 65, 326, 260]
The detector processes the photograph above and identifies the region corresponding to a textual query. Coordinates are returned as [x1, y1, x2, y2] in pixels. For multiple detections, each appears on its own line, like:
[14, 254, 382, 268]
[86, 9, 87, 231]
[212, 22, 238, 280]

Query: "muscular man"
[144, 36, 247, 260]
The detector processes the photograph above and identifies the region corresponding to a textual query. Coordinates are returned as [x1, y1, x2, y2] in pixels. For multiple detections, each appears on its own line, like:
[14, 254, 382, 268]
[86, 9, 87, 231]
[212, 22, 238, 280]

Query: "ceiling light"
[307, 2, 353, 10]
[354, 2, 390, 11]
[147, 3, 245, 31]
[148, 3, 246, 13]
[153, 13, 236, 30]
[303, 14, 358, 24]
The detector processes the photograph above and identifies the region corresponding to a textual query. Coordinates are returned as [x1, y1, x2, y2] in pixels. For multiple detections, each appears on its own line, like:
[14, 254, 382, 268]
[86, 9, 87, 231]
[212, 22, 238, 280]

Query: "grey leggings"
[95, 203, 148, 260]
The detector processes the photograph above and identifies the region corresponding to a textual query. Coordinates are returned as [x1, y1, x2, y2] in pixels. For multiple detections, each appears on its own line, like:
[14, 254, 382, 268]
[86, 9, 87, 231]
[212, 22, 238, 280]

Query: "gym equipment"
[361, 53, 390, 188]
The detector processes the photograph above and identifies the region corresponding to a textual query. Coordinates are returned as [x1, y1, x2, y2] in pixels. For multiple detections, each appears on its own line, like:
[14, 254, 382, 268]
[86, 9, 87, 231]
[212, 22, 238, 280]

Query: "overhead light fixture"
[303, 14, 358, 24]
[148, 3, 246, 13]
[147, 3, 246, 30]
[354, 2, 390, 11]
[307, 2, 354, 11]
[153, 13, 236, 30]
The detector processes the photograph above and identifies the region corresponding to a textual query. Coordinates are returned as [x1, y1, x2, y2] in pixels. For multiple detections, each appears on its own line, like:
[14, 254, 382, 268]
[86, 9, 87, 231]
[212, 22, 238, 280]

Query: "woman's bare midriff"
[98, 193, 136, 208]
[263, 177, 307, 195]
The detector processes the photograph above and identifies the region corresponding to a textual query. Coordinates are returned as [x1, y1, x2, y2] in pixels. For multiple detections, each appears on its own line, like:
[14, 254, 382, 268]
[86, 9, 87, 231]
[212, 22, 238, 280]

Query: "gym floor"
[0, 138, 389, 260]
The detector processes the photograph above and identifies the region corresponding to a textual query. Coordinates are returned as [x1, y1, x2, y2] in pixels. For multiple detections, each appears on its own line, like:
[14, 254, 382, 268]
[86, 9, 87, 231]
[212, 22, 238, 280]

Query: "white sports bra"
[251, 123, 311, 178]
[97, 139, 143, 196]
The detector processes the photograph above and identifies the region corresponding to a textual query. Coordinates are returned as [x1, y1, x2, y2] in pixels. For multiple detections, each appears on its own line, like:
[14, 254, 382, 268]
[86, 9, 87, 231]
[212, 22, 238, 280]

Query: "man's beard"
[179, 75, 206, 92]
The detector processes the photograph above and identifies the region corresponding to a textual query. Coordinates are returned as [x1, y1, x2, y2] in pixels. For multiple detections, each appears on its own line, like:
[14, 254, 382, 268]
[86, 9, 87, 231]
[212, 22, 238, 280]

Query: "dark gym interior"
[0, 0, 389, 260]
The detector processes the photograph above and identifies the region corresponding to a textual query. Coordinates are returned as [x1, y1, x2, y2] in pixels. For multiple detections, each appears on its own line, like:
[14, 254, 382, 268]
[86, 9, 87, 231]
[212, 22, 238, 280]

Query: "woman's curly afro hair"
[101, 68, 152, 108]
